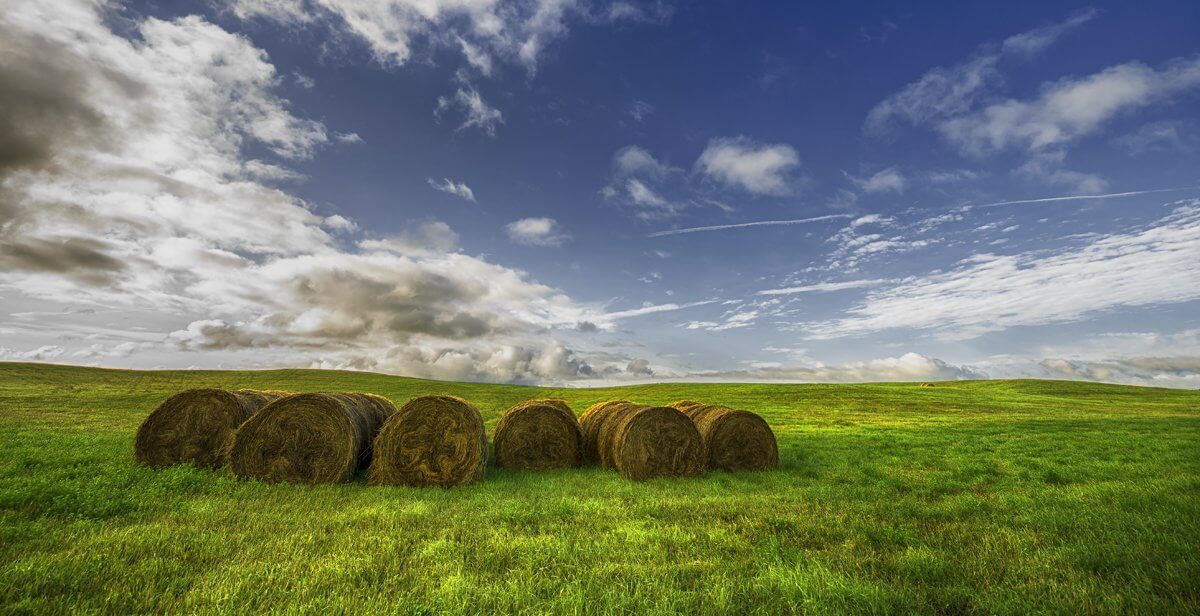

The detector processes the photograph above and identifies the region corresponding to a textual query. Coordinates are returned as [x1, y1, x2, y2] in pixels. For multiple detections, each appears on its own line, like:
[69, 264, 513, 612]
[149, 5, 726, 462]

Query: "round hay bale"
[493, 399, 582, 470]
[368, 395, 487, 487]
[578, 400, 632, 464]
[668, 402, 779, 472]
[227, 392, 396, 484]
[134, 388, 288, 468]
[584, 402, 705, 480]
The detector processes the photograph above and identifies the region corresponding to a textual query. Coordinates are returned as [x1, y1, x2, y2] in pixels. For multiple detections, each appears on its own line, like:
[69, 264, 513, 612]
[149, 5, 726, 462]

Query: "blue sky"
[1, 0, 1199, 386]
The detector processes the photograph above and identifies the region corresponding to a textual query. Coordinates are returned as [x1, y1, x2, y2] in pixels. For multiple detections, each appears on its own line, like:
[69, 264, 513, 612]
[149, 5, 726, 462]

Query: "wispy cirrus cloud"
[805, 201, 1200, 340]
[230, 0, 670, 74]
[435, 85, 504, 136]
[598, 299, 719, 322]
[428, 177, 476, 201]
[940, 55, 1200, 155]
[601, 146, 687, 219]
[862, 10, 1145, 193]
[967, 186, 1200, 209]
[647, 214, 851, 237]
[852, 167, 907, 193]
[865, 9, 1096, 137]
[757, 279, 889, 296]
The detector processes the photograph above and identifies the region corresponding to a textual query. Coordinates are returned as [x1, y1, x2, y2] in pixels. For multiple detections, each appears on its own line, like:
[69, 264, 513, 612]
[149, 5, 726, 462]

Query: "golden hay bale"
[368, 395, 487, 487]
[227, 392, 396, 484]
[668, 402, 778, 472]
[578, 400, 632, 464]
[582, 401, 705, 481]
[134, 388, 288, 468]
[492, 399, 582, 470]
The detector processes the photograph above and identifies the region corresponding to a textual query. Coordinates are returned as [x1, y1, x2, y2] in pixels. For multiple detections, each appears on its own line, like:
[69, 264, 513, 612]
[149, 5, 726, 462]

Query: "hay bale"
[134, 388, 288, 468]
[368, 395, 487, 487]
[227, 392, 396, 484]
[668, 402, 778, 472]
[493, 399, 582, 470]
[578, 400, 631, 464]
[582, 401, 705, 481]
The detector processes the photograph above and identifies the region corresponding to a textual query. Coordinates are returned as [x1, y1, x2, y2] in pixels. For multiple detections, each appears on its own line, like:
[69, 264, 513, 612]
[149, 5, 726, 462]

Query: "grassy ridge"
[1, 362, 1198, 614]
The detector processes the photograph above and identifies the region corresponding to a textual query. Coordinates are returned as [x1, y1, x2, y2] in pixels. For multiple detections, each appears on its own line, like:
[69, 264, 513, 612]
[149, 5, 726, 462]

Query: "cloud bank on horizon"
[1, 0, 1199, 388]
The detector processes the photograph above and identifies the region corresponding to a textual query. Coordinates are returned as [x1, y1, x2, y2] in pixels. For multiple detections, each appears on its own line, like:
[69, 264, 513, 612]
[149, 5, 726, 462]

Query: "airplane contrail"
[969, 186, 1200, 209]
[647, 214, 853, 237]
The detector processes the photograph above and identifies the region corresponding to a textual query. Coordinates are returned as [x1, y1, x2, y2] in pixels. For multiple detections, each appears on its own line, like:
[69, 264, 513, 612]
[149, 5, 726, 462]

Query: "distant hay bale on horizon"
[227, 392, 395, 484]
[134, 388, 288, 468]
[669, 401, 778, 472]
[368, 395, 487, 487]
[580, 401, 704, 481]
[493, 399, 582, 471]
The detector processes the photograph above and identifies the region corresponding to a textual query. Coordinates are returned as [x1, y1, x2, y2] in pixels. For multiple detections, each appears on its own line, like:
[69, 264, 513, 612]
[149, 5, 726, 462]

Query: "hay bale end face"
[668, 402, 778, 472]
[226, 392, 396, 484]
[608, 405, 706, 481]
[134, 388, 287, 468]
[493, 399, 582, 470]
[369, 395, 487, 487]
[583, 401, 705, 481]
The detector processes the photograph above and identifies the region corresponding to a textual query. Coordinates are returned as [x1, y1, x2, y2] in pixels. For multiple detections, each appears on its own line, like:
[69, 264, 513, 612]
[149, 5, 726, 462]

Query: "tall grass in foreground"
[1, 363, 1198, 614]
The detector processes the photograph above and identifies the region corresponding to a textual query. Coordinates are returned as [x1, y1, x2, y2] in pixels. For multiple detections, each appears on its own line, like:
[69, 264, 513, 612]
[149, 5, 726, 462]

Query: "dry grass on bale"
[134, 388, 290, 468]
[492, 399, 582, 470]
[368, 395, 487, 487]
[226, 392, 396, 484]
[580, 401, 704, 481]
[668, 400, 779, 472]
[578, 400, 631, 464]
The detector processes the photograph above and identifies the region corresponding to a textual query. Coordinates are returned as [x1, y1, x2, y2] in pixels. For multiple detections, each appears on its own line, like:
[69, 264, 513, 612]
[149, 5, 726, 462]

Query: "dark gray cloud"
[626, 358, 654, 376]
[0, 29, 114, 200]
[0, 19, 126, 277]
[0, 235, 125, 284]
[283, 267, 509, 341]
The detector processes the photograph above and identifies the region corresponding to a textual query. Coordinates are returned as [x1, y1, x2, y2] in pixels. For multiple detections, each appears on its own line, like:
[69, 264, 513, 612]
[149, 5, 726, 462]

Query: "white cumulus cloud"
[505, 217, 569, 247]
[695, 136, 800, 196]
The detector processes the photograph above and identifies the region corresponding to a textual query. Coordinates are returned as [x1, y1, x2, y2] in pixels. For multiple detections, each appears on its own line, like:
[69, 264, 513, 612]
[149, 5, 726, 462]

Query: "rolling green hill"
[1, 362, 1197, 614]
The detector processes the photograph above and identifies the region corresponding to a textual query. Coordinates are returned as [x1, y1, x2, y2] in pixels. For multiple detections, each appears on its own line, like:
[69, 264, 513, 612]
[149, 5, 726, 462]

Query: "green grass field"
[1, 362, 1198, 614]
